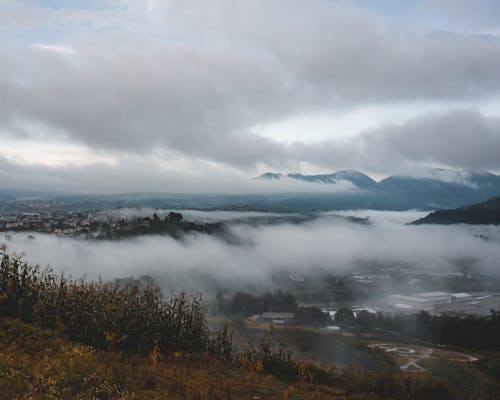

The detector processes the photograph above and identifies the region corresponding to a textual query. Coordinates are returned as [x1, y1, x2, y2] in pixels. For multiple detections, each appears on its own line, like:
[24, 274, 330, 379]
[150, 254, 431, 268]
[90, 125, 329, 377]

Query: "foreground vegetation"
[0, 249, 480, 399]
[0, 317, 352, 400]
[0, 317, 463, 400]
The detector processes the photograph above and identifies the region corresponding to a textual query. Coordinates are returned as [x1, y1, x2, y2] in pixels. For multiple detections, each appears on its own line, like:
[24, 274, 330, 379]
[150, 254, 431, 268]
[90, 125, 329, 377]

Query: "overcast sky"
[1, 0, 500, 193]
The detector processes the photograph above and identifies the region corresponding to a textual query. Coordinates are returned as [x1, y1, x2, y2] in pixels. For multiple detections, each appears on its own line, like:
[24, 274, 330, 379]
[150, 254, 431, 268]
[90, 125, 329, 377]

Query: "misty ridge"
[2, 167, 500, 216]
[3, 210, 500, 296]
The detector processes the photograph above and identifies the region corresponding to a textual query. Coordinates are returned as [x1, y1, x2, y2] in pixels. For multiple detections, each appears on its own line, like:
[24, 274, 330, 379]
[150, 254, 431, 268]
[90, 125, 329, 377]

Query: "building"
[388, 295, 434, 311]
[388, 291, 460, 312]
[260, 312, 295, 324]
[393, 303, 413, 313]
[451, 293, 471, 302]
[415, 292, 452, 305]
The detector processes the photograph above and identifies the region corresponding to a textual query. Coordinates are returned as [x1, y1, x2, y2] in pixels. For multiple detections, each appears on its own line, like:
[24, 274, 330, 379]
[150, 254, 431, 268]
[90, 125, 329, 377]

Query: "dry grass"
[0, 251, 460, 399]
[0, 318, 346, 400]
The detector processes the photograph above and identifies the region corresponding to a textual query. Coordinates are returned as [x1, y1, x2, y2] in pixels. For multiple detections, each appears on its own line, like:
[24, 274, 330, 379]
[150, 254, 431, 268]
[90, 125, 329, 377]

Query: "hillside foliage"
[412, 196, 500, 225]
[0, 249, 461, 399]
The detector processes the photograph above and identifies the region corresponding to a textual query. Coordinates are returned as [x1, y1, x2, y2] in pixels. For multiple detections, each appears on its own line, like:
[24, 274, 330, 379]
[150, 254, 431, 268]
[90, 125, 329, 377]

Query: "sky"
[1, 0, 500, 193]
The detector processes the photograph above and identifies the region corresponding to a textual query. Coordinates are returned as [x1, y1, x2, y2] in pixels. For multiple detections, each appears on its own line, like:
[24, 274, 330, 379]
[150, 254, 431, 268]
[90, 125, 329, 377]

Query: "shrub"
[0, 250, 228, 358]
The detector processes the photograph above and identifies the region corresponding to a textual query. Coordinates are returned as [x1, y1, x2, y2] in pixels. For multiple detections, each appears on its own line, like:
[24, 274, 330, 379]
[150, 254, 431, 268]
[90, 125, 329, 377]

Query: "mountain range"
[1, 169, 499, 214]
[260, 170, 376, 189]
[257, 169, 500, 211]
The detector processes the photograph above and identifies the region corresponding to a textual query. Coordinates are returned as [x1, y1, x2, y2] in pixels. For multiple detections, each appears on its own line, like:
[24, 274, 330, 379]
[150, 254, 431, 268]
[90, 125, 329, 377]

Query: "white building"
[260, 312, 295, 324]
[393, 303, 414, 312]
[451, 293, 471, 302]
[415, 292, 452, 305]
[388, 295, 434, 311]
[388, 291, 460, 312]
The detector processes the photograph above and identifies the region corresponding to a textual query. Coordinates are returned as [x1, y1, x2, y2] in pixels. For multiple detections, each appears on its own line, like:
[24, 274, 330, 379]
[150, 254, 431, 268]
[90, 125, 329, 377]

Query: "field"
[366, 339, 500, 397]
[232, 320, 500, 399]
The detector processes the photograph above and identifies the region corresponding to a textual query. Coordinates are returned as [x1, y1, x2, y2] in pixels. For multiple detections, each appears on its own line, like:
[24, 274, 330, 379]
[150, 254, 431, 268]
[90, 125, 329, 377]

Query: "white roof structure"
[325, 325, 340, 331]
[388, 295, 435, 311]
[416, 291, 450, 298]
[389, 295, 429, 304]
[415, 292, 452, 303]
[451, 292, 471, 298]
[394, 303, 413, 310]
[261, 312, 294, 320]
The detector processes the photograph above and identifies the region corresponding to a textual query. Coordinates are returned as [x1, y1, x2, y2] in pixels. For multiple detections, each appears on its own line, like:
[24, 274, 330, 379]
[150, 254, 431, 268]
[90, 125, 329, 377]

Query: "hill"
[0, 251, 460, 399]
[411, 196, 500, 225]
[0, 317, 347, 400]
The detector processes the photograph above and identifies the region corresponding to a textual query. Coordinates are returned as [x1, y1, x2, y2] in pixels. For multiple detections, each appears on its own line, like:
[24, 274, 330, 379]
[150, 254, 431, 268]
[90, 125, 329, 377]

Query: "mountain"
[287, 172, 336, 184]
[257, 168, 500, 211]
[375, 169, 500, 209]
[411, 196, 500, 225]
[331, 170, 376, 189]
[2, 169, 500, 214]
[259, 170, 375, 188]
[258, 172, 285, 180]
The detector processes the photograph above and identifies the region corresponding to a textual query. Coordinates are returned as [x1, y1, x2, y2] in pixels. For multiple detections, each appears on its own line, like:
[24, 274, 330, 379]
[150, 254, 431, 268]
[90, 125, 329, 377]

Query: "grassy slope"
[0, 317, 346, 400]
[234, 321, 395, 370]
[420, 357, 500, 400]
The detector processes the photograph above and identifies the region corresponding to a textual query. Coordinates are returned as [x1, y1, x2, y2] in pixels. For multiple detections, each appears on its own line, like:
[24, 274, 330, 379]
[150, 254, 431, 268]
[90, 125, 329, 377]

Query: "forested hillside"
[412, 196, 500, 225]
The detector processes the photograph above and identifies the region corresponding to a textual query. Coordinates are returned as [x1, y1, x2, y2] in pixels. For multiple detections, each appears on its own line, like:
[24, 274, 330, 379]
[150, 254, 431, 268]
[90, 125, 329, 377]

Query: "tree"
[356, 310, 375, 331]
[294, 307, 330, 327]
[168, 212, 183, 222]
[334, 308, 355, 327]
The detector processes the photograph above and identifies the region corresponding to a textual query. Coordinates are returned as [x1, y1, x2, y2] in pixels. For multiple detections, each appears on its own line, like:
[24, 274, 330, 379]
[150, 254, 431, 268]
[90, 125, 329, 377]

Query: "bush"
[0, 250, 228, 358]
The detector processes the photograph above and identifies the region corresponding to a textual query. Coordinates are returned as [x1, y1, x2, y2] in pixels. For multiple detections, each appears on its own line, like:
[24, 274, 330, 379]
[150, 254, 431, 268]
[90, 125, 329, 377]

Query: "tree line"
[336, 308, 500, 350]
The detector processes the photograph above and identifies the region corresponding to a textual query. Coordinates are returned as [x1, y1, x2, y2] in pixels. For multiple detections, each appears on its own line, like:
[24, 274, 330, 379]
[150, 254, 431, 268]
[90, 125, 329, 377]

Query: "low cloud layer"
[3, 211, 499, 294]
[0, 155, 358, 194]
[296, 109, 500, 174]
[1, 108, 499, 193]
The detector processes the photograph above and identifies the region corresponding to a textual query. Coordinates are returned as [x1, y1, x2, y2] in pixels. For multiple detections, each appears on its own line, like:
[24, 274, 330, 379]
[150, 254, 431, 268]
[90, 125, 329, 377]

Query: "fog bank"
[2, 211, 499, 293]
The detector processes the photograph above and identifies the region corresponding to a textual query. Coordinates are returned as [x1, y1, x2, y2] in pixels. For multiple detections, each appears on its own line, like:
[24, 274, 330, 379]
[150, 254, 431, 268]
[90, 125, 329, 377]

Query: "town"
[0, 210, 221, 240]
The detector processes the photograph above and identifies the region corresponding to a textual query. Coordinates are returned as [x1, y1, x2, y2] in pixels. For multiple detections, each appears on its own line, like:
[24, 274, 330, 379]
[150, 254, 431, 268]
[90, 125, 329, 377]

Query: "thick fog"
[2, 210, 499, 295]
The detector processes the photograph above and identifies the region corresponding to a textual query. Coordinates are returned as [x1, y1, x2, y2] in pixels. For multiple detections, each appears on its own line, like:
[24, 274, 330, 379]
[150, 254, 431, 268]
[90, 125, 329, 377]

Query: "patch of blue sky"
[328, 0, 500, 34]
[29, 0, 117, 11]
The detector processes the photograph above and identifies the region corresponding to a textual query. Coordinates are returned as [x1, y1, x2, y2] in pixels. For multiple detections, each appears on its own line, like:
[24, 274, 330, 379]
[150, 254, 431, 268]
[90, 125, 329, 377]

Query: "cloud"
[31, 44, 77, 55]
[294, 109, 500, 174]
[3, 211, 500, 294]
[1, 0, 500, 173]
[0, 108, 499, 192]
[429, 0, 500, 30]
[0, 154, 358, 194]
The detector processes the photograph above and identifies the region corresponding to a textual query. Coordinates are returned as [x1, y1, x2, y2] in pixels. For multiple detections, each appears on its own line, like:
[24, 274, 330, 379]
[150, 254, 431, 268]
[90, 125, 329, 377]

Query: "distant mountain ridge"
[257, 168, 500, 211]
[1, 169, 500, 214]
[411, 196, 500, 225]
[259, 170, 376, 188]
[259, 168, 500, 189]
